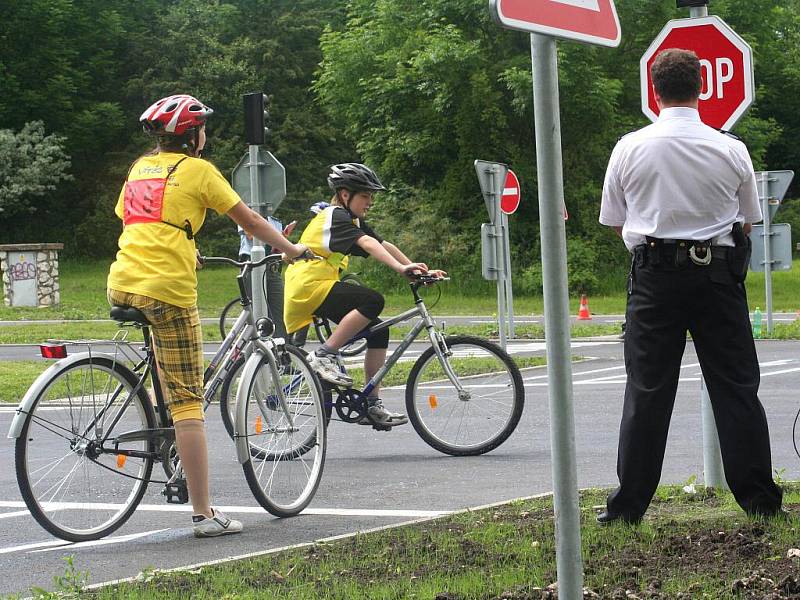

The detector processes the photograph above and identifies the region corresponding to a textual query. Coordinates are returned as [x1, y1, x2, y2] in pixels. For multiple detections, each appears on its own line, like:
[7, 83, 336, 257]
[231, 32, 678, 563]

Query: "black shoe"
[596, 510, 642, 526]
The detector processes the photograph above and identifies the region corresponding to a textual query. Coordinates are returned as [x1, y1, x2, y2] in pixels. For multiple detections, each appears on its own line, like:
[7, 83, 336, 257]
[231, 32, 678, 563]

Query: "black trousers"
[606, 250, 782, 518]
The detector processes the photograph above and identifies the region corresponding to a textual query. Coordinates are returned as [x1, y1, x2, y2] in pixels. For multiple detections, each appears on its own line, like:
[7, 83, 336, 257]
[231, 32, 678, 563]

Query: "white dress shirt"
[599, 107, 761, 251]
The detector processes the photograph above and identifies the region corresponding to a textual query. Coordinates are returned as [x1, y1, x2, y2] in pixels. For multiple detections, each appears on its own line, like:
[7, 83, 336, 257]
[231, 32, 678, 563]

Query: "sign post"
[491, 1, 621, 596]
[475, 160, 510, 348]
[233, 92, 286, 322]
[500, 170, 521, 338]
[750, 170, 795, 335]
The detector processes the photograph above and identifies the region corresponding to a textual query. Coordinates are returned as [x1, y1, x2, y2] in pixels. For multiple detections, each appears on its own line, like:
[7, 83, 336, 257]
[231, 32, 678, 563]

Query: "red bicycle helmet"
[140, 94, 213, 135]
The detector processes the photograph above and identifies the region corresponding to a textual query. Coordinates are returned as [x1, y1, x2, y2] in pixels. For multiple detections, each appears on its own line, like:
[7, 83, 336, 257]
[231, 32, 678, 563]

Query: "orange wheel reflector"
[255, 415, 263, 434]
[116, 454, 127, 468]
[428, 394, 438, 409]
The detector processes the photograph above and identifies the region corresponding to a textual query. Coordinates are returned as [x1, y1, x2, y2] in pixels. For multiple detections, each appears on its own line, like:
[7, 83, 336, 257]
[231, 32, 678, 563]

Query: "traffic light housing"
[676, 0, 708, 7]
[243, 92, 269, 145]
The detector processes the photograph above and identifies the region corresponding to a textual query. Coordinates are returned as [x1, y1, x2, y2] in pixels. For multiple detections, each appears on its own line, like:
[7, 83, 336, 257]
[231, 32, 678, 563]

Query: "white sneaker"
[359, 399, 408, 427]
[192, 509, 243, 538]
[307, 351, 353, 386]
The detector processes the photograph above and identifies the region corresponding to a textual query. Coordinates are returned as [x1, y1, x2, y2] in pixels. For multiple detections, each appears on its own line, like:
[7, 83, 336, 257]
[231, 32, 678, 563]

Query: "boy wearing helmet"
[108, 94, 308, 537]
[284, 163, 446, 427]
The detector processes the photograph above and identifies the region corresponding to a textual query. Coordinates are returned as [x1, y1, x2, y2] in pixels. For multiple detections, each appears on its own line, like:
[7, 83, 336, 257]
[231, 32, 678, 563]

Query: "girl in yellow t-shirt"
[108, 94, 307, 537]
[284, 163, 446, 428]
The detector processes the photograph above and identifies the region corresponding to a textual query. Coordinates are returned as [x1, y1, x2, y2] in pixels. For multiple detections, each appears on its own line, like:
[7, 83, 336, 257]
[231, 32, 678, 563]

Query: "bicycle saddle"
[110, 305, 150, 325]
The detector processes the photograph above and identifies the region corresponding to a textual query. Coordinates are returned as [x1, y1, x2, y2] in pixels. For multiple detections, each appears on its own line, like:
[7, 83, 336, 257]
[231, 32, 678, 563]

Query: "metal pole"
[689, 5, 708, 18]
[492, 166, 508, 350]
[248, 144, 268, 322]
[686, 0, 724, 491]
[531, 33, 583, 599]
[700, 378, 726, 488]
[759, 173, 774, 335]
[501, 211, 516, 338]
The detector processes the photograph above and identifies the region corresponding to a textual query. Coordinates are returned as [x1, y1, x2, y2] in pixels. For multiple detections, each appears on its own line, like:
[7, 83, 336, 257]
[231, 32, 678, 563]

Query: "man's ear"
[653, 87, 663, 110]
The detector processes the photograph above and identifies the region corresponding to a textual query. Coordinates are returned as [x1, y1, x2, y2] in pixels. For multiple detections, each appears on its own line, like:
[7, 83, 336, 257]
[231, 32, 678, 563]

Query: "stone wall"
[0, 243, 64, 307]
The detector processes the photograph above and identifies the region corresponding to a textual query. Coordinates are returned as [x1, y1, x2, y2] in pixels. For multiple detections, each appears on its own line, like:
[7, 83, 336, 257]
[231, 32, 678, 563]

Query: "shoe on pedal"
[358, 398, 408, 427]
[193, 508, 243, 538]
[307, 351, 353, 386]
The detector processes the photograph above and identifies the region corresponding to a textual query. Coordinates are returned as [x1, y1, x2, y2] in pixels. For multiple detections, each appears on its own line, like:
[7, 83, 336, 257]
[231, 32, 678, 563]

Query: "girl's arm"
[227, 201, 305, 258]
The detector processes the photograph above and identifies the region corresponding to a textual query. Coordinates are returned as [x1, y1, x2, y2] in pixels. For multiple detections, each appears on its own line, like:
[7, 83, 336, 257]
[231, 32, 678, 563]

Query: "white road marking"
[30, 529, 171, 553]
[0, 510, 31, 520]
[0, 539, 70, 555]
[0, 500, 447, 520]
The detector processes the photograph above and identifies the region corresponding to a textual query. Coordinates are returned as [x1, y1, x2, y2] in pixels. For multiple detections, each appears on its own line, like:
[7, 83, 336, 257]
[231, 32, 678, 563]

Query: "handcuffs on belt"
[688, 242, 712, 265]
[645, 238, 712, 267]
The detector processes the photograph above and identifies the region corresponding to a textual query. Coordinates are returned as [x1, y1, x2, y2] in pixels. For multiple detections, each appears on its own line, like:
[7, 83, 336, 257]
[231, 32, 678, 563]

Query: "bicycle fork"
[425, 324, 471, 402]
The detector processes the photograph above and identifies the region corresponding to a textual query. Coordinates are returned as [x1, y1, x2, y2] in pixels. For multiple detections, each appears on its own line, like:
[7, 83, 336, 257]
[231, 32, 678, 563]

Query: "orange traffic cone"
[577, 294, 592, 320]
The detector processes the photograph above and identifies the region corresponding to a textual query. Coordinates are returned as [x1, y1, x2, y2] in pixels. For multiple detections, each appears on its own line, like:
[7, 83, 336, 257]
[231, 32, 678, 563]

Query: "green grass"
[0, 361, 51, 403]
[34, 483, 799, 600]
[1, 258, 799, 322]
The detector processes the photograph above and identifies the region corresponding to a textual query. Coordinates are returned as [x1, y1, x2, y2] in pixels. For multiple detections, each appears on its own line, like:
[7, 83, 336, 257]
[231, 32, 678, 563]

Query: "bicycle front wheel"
[237, 345, 326, 517]
[15, 356, 155, 541]
[406, 336, 524, 456]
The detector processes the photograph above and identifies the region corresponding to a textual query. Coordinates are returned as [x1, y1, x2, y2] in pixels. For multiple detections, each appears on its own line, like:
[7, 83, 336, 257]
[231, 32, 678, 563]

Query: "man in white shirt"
[597, 49, 783, 524]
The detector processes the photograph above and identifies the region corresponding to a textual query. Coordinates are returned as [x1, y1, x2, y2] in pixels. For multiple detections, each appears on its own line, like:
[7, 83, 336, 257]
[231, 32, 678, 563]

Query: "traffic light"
[676, 0, 708, 7]
[243, 92, 269, 145]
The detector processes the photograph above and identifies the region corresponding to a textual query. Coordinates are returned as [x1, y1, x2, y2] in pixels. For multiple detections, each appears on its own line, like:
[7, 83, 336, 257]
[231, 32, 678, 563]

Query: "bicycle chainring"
[334, 389, 367, 423]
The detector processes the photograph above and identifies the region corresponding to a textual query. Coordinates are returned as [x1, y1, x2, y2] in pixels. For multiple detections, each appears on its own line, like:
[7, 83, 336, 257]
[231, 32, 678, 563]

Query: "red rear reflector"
[40, 344, 67, 359]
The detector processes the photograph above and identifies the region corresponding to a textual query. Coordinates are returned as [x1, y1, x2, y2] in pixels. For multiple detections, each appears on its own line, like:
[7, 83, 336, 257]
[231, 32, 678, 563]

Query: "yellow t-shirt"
[284, 205, 382, 333]
[108, 152, 241, 307]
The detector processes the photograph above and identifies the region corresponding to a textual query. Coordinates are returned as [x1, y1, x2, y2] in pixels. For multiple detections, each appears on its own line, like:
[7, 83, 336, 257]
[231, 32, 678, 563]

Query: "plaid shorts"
[107, 289, 204, 422]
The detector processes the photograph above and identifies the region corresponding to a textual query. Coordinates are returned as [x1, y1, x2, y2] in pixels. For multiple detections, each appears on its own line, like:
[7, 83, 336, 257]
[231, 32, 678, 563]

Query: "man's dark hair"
[651, 48, 702, 103]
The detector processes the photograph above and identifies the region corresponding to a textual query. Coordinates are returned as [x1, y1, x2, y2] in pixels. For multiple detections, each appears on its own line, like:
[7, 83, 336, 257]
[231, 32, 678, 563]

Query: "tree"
[0, 122, 72, 219]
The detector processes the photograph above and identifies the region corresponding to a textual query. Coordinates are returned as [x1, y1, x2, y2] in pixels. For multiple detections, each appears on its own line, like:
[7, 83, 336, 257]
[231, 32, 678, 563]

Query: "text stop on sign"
[640, 16, 754, 131]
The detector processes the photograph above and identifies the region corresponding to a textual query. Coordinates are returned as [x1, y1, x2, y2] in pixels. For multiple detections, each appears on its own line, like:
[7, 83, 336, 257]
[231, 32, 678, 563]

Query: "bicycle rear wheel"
[405, 336, 524, 456]
[237, 345, 326, 517]
[15, 356, 155, 541]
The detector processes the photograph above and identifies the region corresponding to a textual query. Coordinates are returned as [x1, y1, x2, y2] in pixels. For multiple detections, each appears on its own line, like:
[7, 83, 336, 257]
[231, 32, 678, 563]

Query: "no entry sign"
[640, 16, 754, 130]
[501, 170, 521, 215]
[490, 0, 621, 47]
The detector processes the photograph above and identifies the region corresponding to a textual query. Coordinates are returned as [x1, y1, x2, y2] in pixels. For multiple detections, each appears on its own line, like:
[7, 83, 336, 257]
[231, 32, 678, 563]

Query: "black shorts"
[313, 281, 389, 349]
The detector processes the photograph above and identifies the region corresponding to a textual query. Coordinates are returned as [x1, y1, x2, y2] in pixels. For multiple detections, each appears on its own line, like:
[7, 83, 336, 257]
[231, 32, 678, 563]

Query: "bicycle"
[9, 254, 327, 542]
[236, 274, 525, 456]
[220, 271, 369, 358]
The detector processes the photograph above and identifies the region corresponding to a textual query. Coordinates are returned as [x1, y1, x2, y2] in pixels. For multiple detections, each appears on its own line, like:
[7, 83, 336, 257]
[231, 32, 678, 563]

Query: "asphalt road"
[1, 339, 799, 596]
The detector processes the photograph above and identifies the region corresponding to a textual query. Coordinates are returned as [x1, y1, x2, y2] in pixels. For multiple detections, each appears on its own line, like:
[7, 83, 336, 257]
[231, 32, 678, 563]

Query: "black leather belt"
[636, 239, 730, 268]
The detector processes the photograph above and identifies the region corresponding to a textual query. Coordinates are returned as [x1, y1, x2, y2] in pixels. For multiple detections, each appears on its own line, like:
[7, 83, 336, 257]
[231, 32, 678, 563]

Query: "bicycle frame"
[329, 280, 467, 400]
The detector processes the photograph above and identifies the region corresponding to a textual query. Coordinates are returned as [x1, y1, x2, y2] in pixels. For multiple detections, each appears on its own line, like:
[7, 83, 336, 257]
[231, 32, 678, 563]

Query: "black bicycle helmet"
[327, 163, 387, 192]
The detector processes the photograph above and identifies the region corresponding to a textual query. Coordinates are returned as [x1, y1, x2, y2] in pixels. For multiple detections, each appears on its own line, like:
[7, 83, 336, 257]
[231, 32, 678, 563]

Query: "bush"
[0, 121, 72, 219]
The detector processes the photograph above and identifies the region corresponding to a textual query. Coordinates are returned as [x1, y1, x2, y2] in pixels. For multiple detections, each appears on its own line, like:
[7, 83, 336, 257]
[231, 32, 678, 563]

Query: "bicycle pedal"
[163, 479, 189, 504]
[372, 423, 393, 432]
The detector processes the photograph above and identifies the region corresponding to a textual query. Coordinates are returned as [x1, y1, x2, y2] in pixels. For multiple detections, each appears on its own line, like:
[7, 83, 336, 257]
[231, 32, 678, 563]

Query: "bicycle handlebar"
[411, 274, 450, 285]
[199, 249, 322, 270]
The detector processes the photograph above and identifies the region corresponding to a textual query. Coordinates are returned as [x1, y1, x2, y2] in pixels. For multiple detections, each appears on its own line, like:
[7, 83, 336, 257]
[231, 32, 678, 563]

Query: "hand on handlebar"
[400, 262, 429, 280]
[282, 244, 322, 264]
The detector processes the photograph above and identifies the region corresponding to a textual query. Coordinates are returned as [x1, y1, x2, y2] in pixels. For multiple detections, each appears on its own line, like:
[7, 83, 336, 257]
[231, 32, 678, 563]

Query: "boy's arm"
[356, 236, 427, 277]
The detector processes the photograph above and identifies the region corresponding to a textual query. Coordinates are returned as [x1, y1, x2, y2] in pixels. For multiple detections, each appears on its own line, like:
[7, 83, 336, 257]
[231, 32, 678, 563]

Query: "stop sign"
[640, 16, 754, 131]
[501, 170, 521, 215]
